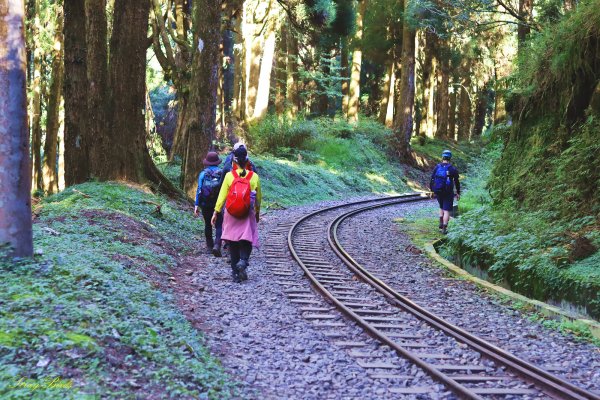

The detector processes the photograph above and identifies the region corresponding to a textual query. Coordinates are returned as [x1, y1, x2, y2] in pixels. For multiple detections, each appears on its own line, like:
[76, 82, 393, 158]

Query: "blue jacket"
[195, 166, 222, 207]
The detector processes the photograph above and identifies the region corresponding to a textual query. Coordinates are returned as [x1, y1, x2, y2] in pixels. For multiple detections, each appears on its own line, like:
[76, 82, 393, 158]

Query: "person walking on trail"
[430, 150, 461, 234]
[211, 146, 262, 283]
[194, 151, 224, 257]
[221, 142, 256, 183]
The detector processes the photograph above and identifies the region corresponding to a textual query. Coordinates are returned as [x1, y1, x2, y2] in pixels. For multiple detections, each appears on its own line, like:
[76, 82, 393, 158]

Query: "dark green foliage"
[329, 0, 355, 36]
[0, 183, 234, 399]
[510, 0, 600, 125]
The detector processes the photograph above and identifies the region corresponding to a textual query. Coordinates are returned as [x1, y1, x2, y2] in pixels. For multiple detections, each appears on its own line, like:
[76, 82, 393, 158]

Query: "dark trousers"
[201, 205, 222, 248]
[229, 240, 252, 270]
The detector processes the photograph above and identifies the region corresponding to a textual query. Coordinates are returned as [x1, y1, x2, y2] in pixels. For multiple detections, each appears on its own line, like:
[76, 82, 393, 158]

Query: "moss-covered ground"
[1, 182, 234, 399]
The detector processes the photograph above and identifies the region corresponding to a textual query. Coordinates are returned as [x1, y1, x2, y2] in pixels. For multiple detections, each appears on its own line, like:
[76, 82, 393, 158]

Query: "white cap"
[233, 142, 245, 151]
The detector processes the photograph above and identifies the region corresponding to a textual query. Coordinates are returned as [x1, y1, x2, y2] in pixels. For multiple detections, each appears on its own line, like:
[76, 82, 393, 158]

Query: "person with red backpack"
[430, 150, 460, 234]
[194, 151, 224, 256]
[211, 146, 261, 283]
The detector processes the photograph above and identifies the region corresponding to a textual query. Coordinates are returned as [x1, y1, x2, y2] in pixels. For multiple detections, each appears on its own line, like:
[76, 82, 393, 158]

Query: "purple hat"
[203, 151, 221, 166]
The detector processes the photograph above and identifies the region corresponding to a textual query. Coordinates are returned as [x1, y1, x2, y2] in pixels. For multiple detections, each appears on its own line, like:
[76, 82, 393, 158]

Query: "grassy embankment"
[1, 183, 234, 399]
[163, 116, 422, 208]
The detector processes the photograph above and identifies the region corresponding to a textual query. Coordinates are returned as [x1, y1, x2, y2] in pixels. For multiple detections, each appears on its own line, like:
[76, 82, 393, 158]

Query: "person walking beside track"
[430, 150, 460, 234]
[194, 151, 224, 256]
[211, 146, 261, 283]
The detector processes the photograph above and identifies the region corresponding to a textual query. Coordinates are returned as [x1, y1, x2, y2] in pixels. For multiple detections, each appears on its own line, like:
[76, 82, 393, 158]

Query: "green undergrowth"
[0, 182, 234, 399]
[439, 127, 600, 320]
[439, 1, 600, 322]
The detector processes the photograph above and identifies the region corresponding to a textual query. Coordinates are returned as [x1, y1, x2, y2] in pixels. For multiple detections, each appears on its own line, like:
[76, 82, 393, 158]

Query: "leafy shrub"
[247, 115, 316, 154]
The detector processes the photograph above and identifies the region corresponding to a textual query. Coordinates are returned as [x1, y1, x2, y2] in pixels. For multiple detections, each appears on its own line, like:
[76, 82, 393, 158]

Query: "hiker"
[430, 150, 460, 234]
[211, 146, 261, 283]
[220, 142, 256, 182]
[194, 151, 224, 256]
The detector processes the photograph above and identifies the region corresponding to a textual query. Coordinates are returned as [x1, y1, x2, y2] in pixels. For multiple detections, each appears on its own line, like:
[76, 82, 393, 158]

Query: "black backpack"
[199, 169, 222, 207]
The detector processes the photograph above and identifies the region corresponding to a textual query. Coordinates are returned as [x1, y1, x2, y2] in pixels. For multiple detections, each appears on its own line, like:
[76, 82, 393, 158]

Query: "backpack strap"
[246, 171, 254, 181]
[232, 168, 239, 179]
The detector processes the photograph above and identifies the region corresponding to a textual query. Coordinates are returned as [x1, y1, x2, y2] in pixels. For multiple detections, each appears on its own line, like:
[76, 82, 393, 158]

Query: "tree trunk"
[341, 37, 349, 118]
[64, 0, 89, 185]
[30, 55, 42, 191]
[232, 15, 243, 119]
[108, 0, 180, 196]
[30, 0, 42, 191]
[253, 28, 276, 120]
[471, 83, 490, 138]
[347, 0, 366, 123]
[435, 52, 449, 139]
[518, 0, 533, 45]
[378, 60, 393, 125]
[42, 9, 64, 194]
[0, 0, 33, 257]
[393, 0, 416, 162]
[180, 0, 221, 198]
[286, 25, 299, 118]
[448, 79, 457, 140]
[275, 27, 286, 114]
[85, 0, 110, 178]
[457, 58, 472, 141]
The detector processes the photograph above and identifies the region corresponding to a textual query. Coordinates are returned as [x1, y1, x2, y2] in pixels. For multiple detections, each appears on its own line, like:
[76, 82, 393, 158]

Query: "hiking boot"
[442, 225, 448, 235]
[236, 260, 248, 282]
[212, 244, 222, 257]
[231, 265, 241, 283]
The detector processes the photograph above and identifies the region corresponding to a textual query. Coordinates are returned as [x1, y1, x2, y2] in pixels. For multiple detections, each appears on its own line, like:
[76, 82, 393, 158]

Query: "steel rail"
[288, 194, 486, 400]
[328, 199, 600, 400]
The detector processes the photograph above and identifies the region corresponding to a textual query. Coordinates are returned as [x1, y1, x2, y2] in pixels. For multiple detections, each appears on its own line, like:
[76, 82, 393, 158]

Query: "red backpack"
[225, 169, 254, 218]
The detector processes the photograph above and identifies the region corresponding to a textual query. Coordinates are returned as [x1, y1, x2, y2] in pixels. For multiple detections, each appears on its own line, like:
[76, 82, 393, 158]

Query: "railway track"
[279, 194, 599, 399]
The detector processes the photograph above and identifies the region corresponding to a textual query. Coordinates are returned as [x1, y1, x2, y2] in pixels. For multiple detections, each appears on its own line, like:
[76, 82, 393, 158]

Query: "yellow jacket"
[214, 168, 262, 214]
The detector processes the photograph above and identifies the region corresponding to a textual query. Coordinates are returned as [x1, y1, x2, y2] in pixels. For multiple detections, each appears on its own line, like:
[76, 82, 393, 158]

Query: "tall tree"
[42, 9, 64, 194]
[435, 45, 450, 139]
[63, 0, 179, 195]
[180, 0, 221, 198]
[393, 0, 416, 162]
[85, 0, 110, 176]
[0, 0, 33, 257]
[518, 0, 533, 44]
[347, 0, 366, 122]
[63, 0, 89, 185]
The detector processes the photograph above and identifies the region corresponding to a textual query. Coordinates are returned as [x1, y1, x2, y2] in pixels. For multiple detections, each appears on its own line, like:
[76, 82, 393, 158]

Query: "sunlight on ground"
[365, 172, 390, 185]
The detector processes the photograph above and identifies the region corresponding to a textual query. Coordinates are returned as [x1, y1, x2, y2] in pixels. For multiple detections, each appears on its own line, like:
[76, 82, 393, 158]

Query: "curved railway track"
[285, 194, 600, 399]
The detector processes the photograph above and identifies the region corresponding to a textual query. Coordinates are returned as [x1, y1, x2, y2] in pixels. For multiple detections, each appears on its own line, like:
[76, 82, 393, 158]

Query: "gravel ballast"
[172, 197, 599, 399]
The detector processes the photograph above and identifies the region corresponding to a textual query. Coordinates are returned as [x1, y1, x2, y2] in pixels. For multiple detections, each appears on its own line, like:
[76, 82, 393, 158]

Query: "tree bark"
[85, 0, 110, 178]
[253, 27, 276, 120]
[275, 27, 286, 114]
[64, 0, 89, 185]
[341, 37, 349, 118]
[435, 51, 449, 139]
[42, 9, 64, 194]
[0, 0, 33, 257]
[471, 83, 490, 138]
[347, 0, 366, 123]
[180, 0, 221, 198]
[518, 0, 533, 45]
[30, 0, 42, 191]
[378, 61, 394, 125]
[448, 78, 457, 140]
[393, 0, 416, 162]
[457, 58, 472, 141]
[285, 25, 299, 118]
